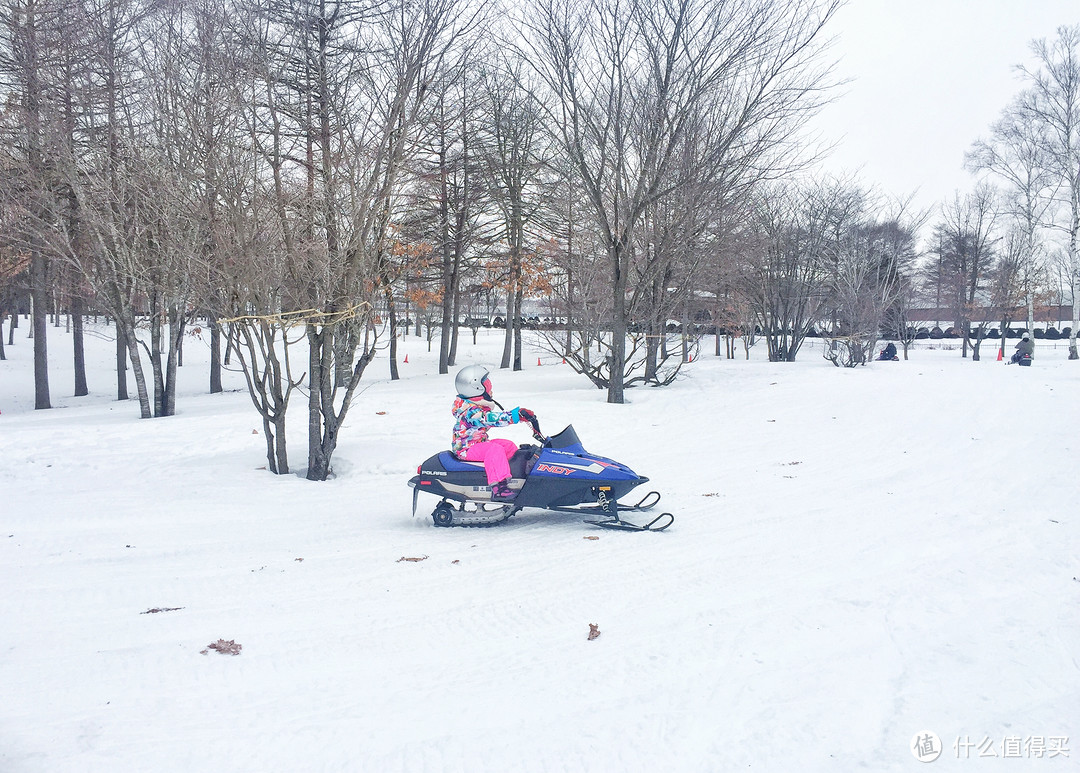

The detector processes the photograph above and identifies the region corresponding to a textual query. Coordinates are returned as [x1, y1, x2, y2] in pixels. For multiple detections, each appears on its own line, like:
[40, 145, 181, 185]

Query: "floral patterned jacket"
[451, 397, 520, 456]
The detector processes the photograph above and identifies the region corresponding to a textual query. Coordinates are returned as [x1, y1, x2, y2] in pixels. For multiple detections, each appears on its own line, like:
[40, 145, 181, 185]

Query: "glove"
[518, 408, 536, 423]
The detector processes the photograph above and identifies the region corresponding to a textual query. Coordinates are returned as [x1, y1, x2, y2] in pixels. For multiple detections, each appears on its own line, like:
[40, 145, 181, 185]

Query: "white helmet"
[455, 365, 491, 398]
[1022, 332, 1030, 340]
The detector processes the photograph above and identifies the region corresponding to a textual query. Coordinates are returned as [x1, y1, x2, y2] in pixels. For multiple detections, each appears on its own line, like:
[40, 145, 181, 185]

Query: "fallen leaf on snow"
[587, 623, 601, 641]
[397, 555, 428, 563]
[141, 607, 184, 615]
[202, 639, 242, 656]
[584, 536, 599, 540]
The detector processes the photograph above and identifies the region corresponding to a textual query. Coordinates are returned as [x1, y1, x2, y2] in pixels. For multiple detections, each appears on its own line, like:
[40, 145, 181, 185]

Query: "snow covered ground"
[1, 322, 1077, 772]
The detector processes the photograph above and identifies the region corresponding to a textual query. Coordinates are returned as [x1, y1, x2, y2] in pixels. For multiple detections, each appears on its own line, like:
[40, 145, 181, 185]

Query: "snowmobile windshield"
[546, 425, 583, 450]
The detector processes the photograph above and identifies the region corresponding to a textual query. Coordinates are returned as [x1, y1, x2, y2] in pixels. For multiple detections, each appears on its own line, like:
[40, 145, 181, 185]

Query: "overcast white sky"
[808, 0, 1079, 222]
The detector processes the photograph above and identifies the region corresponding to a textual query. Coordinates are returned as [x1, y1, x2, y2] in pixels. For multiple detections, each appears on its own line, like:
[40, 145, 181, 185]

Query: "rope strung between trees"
[217, 302, 371, 328]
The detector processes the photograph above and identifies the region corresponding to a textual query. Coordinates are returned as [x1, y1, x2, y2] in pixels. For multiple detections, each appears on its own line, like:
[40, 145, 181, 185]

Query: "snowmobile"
[877, 343, 899, 361]
[408, 418, 673, 531]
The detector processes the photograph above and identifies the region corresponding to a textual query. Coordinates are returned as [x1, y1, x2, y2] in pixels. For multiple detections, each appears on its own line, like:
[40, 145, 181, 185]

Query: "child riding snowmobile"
[451, 365, 535, 501]
[408, 366, 673, 531]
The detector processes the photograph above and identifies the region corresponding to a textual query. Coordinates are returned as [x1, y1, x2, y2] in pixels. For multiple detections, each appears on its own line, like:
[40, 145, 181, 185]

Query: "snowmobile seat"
[443, 451, 486, 470]
[445, 445, 540, 479]
[447, 447, 535, 467]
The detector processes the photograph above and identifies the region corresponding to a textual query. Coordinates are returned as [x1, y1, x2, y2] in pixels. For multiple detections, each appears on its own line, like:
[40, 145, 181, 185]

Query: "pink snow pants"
[464, 439, 518, 484]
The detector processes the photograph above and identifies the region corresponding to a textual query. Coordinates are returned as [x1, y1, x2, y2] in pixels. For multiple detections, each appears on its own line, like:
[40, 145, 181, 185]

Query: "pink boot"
[491, 478, 516, 501]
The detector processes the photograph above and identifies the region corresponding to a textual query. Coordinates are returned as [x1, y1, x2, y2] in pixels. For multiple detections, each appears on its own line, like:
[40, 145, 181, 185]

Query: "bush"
[929, 326, 944, 339]
[1044, 327, 1060, 339]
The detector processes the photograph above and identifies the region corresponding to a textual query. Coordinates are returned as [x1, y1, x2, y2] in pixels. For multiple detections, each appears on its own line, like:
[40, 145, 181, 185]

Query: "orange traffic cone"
[537, 357, 542, 366]
[404, 354, 409, 363]
[997, 348, 1003, 361]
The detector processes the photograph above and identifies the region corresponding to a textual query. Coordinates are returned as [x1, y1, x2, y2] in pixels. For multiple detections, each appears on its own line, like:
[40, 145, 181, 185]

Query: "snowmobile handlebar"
[526, 415, 545, 443]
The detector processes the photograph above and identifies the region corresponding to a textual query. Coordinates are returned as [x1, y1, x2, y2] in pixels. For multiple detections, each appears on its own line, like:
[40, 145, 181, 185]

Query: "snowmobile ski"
[577, 488, 672, 531]
[583, 511, 674, 532]
[547, 490, 662, 516]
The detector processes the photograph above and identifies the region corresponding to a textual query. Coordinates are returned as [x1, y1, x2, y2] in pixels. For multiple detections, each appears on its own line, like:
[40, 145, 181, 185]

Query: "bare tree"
[968, 90, 1059, 349]
[0, 0, 56, 408]
[414, 59, 489, 376]
[0, 247, 29, 361]
[169, 0, 250, 396]
[984, 227, 1035, 358]
[479, 58, 547, 373]
[825, 217, 916, 367]
[631, 179, 714, 381]
[245, 0, 481, 480]
[1015, 25, 1080, 359]
[888, 270, 921, 360]
[743, 181, 834, 362]
[38, 0, 211, 419]
[926, 187, 1000, 360]
[519, 0, 840, 402]
[204, 64, 301, 474]
[533, 166, 616, 381]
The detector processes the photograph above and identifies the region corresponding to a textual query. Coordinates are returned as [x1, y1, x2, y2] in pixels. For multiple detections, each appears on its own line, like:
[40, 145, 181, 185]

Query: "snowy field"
[1, 322, 1077, 772]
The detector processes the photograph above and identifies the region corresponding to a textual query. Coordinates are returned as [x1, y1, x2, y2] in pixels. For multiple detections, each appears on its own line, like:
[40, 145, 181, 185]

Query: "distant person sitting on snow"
[1010, 333, 1034, 365]
[452, 365, 535, 502]
[878, 342, 898, 361]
